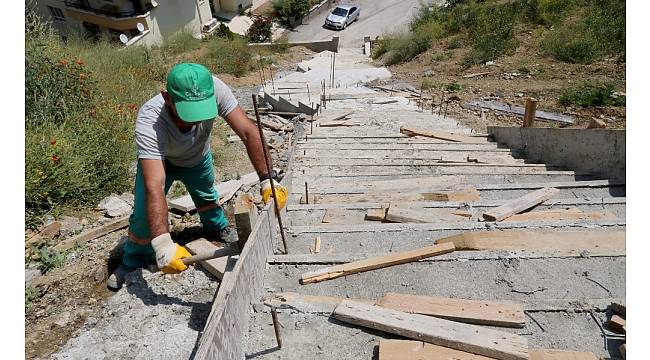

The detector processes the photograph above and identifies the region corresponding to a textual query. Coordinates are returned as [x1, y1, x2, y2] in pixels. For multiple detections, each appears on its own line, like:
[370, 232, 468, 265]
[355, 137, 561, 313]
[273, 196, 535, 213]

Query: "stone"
[59, 216, 83, 237]
[41, 221, 61, 239]
[423, 69, 435, 77]
[98, 194, 132, 218]
[54, 312, 72, 327]
[25, 268, 42, 286]
[119, 193, 135, 206]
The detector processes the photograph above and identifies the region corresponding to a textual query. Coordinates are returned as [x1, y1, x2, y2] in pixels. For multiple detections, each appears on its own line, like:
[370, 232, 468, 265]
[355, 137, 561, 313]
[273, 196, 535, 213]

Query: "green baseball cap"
[166, 63, 218, 123]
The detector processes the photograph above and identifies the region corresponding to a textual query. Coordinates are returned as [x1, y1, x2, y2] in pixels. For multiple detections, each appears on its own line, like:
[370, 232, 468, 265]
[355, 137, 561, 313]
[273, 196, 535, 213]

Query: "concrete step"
[286, 198, 626, 227]
[291, 173, 600, 187]
[296, 165, 574, 176]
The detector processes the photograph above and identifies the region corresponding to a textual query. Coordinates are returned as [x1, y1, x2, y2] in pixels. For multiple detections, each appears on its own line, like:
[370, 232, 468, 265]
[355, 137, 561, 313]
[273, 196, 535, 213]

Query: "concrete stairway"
[245, 49, 626, 359]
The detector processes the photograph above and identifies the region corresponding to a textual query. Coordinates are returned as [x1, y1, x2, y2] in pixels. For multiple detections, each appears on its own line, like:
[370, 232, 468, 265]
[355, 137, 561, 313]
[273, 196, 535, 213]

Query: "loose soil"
[373, 27, 626, 133]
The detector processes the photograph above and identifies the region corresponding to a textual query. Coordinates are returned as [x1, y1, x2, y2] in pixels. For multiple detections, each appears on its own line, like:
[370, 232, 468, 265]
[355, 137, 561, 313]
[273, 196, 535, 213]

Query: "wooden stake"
[523, 97, 537, 127]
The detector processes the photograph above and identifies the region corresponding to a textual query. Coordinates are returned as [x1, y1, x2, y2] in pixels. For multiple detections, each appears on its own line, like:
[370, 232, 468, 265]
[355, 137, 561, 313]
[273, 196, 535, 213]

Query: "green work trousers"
[123, 152, 228, 268]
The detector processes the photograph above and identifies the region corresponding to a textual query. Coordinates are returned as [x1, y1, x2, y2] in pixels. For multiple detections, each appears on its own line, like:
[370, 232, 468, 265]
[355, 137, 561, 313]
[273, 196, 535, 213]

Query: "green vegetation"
[204, 36, 253, 77]
[373, 0, 625, 66]
[246, 15, 273, 43]
[25, 285, 45, 310]
[36, 248, 67, 273]
[445, 81, 462, 92]
[273, 0, 310, 25]
[25, 10, 262, 228]
[559, 81, 625, 107]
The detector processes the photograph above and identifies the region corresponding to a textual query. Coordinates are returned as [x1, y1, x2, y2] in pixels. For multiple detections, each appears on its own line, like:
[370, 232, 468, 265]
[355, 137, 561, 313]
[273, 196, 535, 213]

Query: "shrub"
[160, 30, 201, 55]
[372, 31, 431, 65]
[25, 285, 45, 310]
[462, 3, 519, 65]
[446, 81, 462, 92]
[25, 13, 135, 227]
[246, 15, 273, 43]
[273, 0, 310, 25]
[204, 36, 253, 76]
[559, 81, 625, 107]
[542, 0, 624, 63]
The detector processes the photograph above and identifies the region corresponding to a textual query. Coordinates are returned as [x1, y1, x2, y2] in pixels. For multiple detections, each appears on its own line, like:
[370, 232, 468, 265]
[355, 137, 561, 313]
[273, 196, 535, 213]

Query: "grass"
[559, 81, 625, 107]
[36, 248, 67, 273]
[373, 0, 625, 66]
[25, 285, 45, 311]
[25, 11, 257, 228]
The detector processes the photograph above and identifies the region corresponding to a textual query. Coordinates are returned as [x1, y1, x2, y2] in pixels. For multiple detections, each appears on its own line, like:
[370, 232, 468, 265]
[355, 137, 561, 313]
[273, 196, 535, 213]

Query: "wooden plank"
[194, 202, 275, 359]
[379, 341, 598, 360]
[234, 193, 258, 250]
[300, 191, 479, 204]
[376, 293, 525, 328]
[333, 300, 528, 360]
[400, 126, 476, 143]
[523, 98, 537, 128]
[463, 71, 491, 79]
[482, 187, 560, 221]
[436, 230, 626, 256]
[587, 118, 607, 129]
[608, 314, 626, 334]
[53, 216, 129, 251]
[463, 100, 575, 124]
[502, 208, 617, 222]
[365, 208, 388, 221]
[379, 339, 494, 360]
[300, 243, 455, 284]
[319, 121, 361, 127]
[185, 239, 232, 280]
[610, 301, 626, 316]
[313, 236, 321, 253]
[385, 206, 472, 223]
[265, 292, 374, 314]
[530, 349, 598, 360]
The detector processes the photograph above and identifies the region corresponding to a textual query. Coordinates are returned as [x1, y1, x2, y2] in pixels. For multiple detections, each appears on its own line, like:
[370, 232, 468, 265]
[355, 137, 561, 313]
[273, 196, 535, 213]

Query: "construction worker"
[108, 63, 288, 290]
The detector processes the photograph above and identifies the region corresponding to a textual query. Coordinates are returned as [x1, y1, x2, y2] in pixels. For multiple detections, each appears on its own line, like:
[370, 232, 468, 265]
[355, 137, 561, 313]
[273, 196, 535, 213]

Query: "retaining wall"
[249, 36, 339, 53]
[487, 127, 625, 181]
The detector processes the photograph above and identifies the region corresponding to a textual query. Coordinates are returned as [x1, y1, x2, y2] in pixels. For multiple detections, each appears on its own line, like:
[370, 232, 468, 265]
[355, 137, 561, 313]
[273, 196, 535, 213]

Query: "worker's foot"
[107, 264, 136, 291]
[205, 227, 238, 246]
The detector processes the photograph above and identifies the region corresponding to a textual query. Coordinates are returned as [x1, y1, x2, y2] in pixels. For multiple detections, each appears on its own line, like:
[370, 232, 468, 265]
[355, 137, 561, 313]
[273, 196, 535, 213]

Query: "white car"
[324, 5, 360, 30]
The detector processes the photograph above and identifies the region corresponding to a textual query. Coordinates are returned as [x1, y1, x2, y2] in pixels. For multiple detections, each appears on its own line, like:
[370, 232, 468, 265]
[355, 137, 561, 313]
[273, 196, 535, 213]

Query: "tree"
[273, 0, 310, 26]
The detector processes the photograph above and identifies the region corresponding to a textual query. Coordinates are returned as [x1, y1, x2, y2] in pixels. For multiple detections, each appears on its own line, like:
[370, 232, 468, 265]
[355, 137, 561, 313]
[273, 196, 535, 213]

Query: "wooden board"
[300, 190, 479, 204]
[53, 216, 129, 251]
[530, 349, 598, 360]
[333, 300, 528, 360]
[608, 314, 626, 334]
[319, 121, 361, 127]
[436, 230, 625, 256]
[365, 208, 388, 221]
[482, 187, 559, 221]
[169, 174, 256, 212]
[400, 126, 477, 143]
[185, 239, 233, 280]
[234, 193, 258, 250]
[379, 341, 597, 360]
[385, 206, 472, 223]
[379, 339, 494, 360]
[376, 293, 525, 328]
[300, 243, 455, 284]
[502, 208, 617, 222]
[463, 100, 575, 124]
[265, 292, 374, 314]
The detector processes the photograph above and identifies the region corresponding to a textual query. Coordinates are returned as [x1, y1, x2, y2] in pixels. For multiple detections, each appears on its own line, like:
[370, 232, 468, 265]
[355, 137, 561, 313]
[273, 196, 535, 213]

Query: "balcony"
[63, 1, 155, 31]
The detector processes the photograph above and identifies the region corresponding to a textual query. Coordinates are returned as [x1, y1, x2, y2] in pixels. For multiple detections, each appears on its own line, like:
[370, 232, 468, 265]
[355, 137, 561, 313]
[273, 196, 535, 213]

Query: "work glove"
[261, 178, 288, 209]
[151, 233, 192, 274]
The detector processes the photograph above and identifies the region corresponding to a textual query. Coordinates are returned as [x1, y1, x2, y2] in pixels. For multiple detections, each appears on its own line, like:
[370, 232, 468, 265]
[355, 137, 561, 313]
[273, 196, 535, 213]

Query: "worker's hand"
[261, 179, 288, 209]
[151, 233, 192, 274]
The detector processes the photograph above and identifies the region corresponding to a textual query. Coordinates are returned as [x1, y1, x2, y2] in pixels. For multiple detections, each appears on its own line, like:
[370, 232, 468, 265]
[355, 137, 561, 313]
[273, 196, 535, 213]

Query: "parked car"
[324, 5, 360, 30]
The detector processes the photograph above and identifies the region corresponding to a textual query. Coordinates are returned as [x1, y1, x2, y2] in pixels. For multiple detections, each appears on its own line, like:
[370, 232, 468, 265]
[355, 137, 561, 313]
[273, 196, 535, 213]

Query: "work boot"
[205, 227, 239, 252]
[107, 264, 136, 291]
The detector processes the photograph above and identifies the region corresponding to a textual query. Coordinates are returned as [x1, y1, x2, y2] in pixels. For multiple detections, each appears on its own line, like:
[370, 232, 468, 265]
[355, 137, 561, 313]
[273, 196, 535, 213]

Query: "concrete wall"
[221, 0, 253, 12]
[142, 0, 211, 46]
[31, 0, 75, 36]
[249, 37, 339, 53]
[487, 127, 625, 181]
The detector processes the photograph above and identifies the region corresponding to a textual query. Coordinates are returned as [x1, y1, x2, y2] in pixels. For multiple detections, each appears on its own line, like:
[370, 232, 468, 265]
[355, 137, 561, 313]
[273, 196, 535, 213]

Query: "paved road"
[287, 0, 422, 48]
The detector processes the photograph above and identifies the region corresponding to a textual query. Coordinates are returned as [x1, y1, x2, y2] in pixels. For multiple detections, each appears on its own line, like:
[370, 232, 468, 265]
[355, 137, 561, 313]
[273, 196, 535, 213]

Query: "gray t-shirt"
[135, 76, 238, 168]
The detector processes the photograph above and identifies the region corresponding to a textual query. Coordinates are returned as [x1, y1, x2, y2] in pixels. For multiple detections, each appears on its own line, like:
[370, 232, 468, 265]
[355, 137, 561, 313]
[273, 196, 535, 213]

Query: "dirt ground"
[374, 27, 626, 133]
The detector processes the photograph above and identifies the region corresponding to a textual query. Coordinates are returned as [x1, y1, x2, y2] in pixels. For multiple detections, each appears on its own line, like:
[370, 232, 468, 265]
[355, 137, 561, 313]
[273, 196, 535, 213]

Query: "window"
[47, 6, 65, 21]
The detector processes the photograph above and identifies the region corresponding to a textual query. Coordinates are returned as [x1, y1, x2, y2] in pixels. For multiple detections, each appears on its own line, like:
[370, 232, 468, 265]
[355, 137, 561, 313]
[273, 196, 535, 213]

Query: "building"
[29, 0, 247, 47]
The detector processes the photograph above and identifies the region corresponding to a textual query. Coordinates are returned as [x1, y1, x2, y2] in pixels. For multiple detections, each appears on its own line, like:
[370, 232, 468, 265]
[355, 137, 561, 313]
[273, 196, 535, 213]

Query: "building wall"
[30, 0, 78, 36]
[144, 0, 211, 46]
[220, 0, 253, 13]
